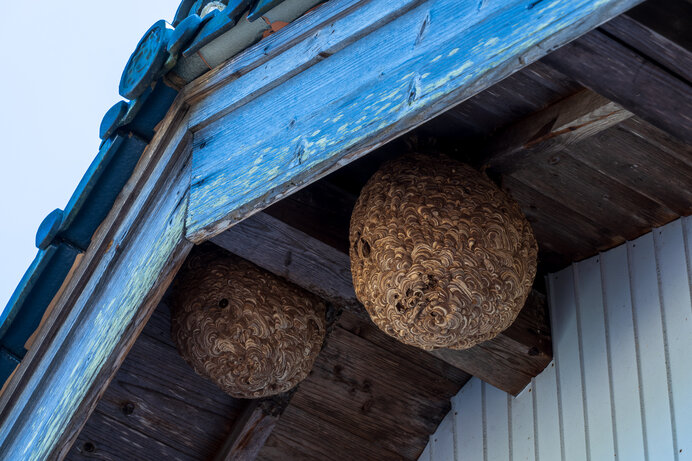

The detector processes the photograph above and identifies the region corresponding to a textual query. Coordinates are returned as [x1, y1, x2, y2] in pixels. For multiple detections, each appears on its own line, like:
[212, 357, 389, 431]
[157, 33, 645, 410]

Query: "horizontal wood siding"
[421, 216, 692, 461]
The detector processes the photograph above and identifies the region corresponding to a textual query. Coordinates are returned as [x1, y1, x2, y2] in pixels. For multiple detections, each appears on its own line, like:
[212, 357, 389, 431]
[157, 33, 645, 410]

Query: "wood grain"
[260, 324, 464, 460]
[185, 0, 644, 242]
[543, 26, 692, 144]
[481, 89, 632, 173]
[67, 303, 246, 460]
[0, 106, 194, 459]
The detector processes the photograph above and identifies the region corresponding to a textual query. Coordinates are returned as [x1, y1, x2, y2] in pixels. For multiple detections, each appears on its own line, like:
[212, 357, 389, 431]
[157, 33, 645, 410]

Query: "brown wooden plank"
[617, 117, 692, 168]
[542, 27, 692, 144]
[508, 148, 678, 240]
[67, 410, 196, 461]
[337, 311, 471, 386]
[212, 211, 552, 394]
[67, 302, 246, 460]
[501, 175, 624, 262]
[626, 0, 692, 51]
[480, 89, 632, 173]
[600, 14, 692, 83]
[285, 325, 461, 459]
[429, 290, 551, 395]
[423, 62, 582, 141]
[259, 405, 405, 461]
[568, 123, 692, 217]
[214, 400, 283, 461]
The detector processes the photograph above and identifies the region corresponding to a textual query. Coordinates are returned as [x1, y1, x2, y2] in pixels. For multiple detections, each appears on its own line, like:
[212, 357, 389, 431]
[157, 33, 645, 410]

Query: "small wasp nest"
[349, 154, 537, 350]
[171, 245, 326, 398]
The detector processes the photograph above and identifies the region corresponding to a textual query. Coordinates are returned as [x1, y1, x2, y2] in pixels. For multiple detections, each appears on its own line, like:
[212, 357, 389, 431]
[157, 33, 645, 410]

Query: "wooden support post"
[542, 19, 692, 145]
[211, 211, 551, 395]
[479, 89, 632, 173]
[214, 396, 290, 461]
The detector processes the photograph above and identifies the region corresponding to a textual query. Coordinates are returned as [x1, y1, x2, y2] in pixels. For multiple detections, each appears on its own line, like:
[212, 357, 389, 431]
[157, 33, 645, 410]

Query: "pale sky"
[0, 1, 181, 315]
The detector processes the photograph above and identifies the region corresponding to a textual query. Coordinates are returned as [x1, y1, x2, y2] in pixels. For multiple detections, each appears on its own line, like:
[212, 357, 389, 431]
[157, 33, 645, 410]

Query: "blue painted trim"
[99, 101, 130, 140]
[0, 243, 80, 383]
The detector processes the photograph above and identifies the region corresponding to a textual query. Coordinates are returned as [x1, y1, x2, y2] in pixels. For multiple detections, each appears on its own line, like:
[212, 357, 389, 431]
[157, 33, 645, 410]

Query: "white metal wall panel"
[422, 217, 692, 461]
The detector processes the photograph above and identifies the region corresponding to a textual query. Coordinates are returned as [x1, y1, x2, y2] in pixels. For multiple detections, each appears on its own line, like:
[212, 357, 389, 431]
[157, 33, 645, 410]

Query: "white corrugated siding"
[420, 216, 692, 461]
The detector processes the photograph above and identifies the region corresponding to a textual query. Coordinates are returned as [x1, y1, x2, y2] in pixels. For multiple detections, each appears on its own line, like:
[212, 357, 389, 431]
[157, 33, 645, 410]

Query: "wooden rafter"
[479, 89, 633, 173]
[214, 398, 289, 461]
[542, 16, 692, 145]
[184, 0, 645, 242]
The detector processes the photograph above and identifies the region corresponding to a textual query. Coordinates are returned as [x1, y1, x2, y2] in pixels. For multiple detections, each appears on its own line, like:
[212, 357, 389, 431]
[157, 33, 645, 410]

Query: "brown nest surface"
[349, 153, 537, 350]
[171, 246, 326, 398]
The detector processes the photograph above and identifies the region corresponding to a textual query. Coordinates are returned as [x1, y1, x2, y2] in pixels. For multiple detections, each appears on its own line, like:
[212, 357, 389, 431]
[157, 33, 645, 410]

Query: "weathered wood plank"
[480, 89, 632, 173]
[507, 147, 678, 240]
[67, 409, 196, 461]
[214, 400, 283, 461]
[600, 14, 692, 83]
[0, 108, 194, 459]
[542, 27, 692, 144]
[67, 303, 246, 460]
[185, 0, 644, 242]
[212, 211, 551, 395]
[259, 404, 404, 461]
[566, 122, 692, 217]
[287, 325, 461, 459]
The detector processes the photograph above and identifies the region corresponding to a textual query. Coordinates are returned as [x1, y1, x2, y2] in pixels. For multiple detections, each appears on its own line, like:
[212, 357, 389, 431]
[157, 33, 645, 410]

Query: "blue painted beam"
[0, 244, 80, 382]
[185, 0, 645, 242]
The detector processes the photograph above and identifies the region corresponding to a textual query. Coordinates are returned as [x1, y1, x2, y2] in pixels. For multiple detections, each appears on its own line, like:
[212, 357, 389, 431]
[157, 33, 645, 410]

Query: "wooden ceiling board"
[506, 144, 678, 239]
[67, 303, 247, 460]
[258, 321, 465, 460]
[420, 62, 582, 141]
[568, 121, 692, 217]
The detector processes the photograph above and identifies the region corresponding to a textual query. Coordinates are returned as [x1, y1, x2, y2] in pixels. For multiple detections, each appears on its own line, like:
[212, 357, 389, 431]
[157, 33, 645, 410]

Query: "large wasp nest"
[171, 246, 326, 398]
[349, 154, 537, 351]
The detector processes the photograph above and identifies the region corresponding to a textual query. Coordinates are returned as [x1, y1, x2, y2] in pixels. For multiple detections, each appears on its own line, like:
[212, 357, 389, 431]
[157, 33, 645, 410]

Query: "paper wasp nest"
[171, 246, 326, 398]
[349, 154, 537, 350]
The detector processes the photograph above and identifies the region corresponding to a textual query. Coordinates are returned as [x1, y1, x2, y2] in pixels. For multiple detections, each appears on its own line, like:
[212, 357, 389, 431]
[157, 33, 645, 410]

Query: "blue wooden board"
[0, 244, 80, 383]
[186, 0, 644, 242]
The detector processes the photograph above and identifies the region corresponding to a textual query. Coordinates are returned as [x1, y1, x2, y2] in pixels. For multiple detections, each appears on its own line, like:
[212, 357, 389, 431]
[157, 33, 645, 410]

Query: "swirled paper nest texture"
[349, 154, 537, 351]
[171, 246, 326, 398]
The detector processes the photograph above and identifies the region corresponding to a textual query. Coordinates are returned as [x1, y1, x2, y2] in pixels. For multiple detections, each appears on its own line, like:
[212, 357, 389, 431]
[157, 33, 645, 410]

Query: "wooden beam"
[479, 89, 632, 173]
[184, 0, 645, 243]
[211, 211, 551, 395]
[214, 397, 290, 461]
[542, 21, 692, 145]
[0, 107, 194, 459]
